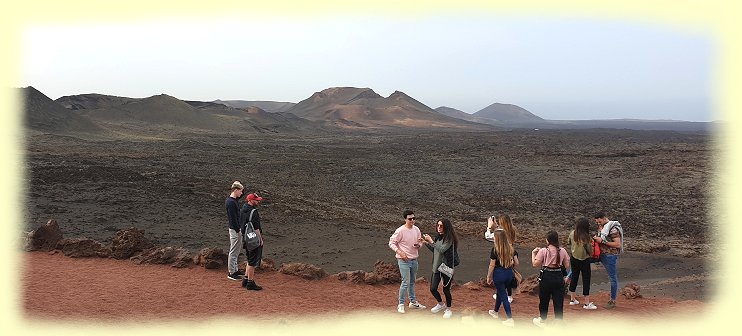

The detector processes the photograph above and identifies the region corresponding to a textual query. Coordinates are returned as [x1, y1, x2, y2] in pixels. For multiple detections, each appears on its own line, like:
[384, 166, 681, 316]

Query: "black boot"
[241, 278, 249, 288]
[245, 280, 263, 291]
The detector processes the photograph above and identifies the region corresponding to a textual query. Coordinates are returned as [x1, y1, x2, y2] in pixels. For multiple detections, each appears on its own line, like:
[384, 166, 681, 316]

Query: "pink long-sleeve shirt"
[388, 225, 422, 260]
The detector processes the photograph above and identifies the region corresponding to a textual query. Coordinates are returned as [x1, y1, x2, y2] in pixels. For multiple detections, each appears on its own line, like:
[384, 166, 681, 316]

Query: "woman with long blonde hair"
[486, 230, 518, 327]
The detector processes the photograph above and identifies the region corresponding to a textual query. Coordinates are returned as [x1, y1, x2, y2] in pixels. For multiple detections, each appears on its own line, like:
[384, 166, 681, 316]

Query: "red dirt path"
[22, 251, 704, 324]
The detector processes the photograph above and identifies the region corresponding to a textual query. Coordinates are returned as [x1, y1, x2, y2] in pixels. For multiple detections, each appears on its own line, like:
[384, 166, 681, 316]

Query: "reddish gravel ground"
[22, 252, 705, 326]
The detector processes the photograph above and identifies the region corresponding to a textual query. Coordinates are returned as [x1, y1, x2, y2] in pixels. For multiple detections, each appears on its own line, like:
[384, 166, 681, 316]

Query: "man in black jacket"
[225, 181, 245, 281]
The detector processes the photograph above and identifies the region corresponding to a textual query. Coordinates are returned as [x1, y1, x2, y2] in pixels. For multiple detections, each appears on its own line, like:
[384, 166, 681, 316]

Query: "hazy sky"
[21, 15, 714, 121]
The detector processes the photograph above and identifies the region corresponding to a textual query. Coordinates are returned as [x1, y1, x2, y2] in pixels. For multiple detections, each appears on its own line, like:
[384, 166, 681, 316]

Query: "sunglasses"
[406, 217, 416, 221]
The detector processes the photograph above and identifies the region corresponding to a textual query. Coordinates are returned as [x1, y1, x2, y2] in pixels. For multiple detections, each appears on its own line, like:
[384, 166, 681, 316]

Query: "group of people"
[388, 209, 624, 327]
[223, 180, 625, 325]
[224, 181, 265, 291]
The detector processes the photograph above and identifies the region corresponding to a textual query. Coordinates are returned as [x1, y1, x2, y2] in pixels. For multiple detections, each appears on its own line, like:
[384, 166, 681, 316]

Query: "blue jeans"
[492, 267, 514, 318]
[397, 259, 419, 304]
[599, 253, 619, 300]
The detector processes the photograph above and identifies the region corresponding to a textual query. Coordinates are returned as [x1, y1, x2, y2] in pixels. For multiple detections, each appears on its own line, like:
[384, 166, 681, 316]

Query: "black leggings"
[569, 256, 592, 296]
[430, 271, 453, 307]
[538, 270, 565, 320]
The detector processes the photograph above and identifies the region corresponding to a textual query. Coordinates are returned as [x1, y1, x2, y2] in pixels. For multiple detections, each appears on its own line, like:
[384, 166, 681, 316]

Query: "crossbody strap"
[246, 209, 256, 231]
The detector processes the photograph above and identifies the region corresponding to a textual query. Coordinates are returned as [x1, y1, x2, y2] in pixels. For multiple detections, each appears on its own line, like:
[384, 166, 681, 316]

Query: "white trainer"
[397, 304, 405, 313]
[409, 301, 426, 309]
[569, 299, 580, 305]
[443, 309, 452, 318]
[533, 317, 545, 327]
[431, 303, 446, 313]
[502, 318, 514, 327]
[488, 309, 499, 319]
[583, 302, 598, 310]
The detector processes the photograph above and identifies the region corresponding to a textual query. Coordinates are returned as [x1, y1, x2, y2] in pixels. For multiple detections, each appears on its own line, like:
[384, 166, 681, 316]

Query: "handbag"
[590, 239, 601, 263]
[436, 240, 456, 286]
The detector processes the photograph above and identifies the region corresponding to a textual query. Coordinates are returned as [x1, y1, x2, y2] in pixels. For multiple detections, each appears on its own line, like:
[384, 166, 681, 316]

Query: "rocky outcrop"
[334, 270, 367, 284]
[110, 227, 154, 259]
[519, 274, 540, 295]
[256, 257, 276, 273]
[193, 247, 227, 269]
[621, 283, 642, 299]
[370, 260, 401, 284]
[24, 219, 63, 252]
[60, 238, 110, 258]
[131, 246, 192, 268]
[278, 263, 328, 280]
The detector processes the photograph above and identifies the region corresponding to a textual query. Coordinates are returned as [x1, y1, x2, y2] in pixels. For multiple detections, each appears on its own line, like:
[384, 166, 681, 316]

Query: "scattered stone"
[278, 263, 328, 280]
[463, 281, 482, 290]
[131, 246, 192, 268]
[193, 247, 227, 269]
[60, 238, 110, 258]
[519, 274, 540, 295]
[24, 219, 63, 252]
[257, 257, 277, 273]
[334, 270, 367, 284]
[621, 283, 642, 299]
[372, 260, 401, 284]
[110, 227, 154, 259]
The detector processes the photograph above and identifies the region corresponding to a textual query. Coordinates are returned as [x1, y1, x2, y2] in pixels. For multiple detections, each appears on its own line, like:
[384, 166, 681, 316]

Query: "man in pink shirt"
[389, 209, 426, 313]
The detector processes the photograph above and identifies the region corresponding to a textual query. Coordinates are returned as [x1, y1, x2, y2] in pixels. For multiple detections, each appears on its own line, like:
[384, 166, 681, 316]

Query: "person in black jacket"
[225, 181, 244, 281]
[422, 218, 459, 319]
[239, 193, 264, 291]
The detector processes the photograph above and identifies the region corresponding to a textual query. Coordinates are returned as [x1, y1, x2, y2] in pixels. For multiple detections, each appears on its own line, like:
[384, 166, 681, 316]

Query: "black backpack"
[242, 209, 261, 251]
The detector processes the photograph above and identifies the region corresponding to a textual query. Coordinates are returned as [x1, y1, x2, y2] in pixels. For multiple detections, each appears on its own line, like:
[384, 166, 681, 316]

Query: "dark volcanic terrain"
[21, 86, 714, 301]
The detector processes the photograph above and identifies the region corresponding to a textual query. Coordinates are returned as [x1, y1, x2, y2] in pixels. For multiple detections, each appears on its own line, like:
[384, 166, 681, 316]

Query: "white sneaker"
[569, 299, 580, 305]
[533, 317, 545, 327]
[431, 303, 445, 313]
[397, 304, 405, 313]
[583, 302, 598, 310]
[409, 301, 426, 309]
[502, 318, 514, 327]
[488, 310, 499, 319]
[443, 309, 452, 318]
[508, 296, 513, 303]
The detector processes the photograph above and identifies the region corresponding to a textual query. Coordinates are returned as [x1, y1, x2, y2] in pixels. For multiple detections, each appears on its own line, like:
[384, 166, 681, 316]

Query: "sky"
[20, 15, 714, 122]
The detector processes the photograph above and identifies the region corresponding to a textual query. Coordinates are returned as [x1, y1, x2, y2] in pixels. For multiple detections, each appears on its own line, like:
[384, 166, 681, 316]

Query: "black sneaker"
[236, 270, 245, 276]
[227, 272, 242, 281]
[245, 281, 263, 291]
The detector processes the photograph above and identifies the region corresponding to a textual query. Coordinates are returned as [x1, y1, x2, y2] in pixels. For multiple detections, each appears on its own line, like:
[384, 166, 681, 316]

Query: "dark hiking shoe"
[241, 278, 249, 287]
[604, 300, 616, 309]
[227, 272, 242, 281]
[245, 281, 263, 291]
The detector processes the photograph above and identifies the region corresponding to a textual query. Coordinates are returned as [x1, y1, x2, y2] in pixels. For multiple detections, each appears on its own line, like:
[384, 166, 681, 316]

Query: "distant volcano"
[285, 87, 489, 129]
[23, 86, 102, 134]
[473, 103, 543, 123]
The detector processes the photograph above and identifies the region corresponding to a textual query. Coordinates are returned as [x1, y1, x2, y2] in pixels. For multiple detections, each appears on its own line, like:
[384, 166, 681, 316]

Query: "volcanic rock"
[335, 270, 367, 284]
[24, 219, 63, 252]
[110, 227, 154, 259]
[193, 247, 227, 269]
[621, 283, 643, 299]
[278, 263, 328, 280]
[519, 274, 540, 295]
[131, 246, 192, 268]
[371, 260, 401, 284]
[60, 238, 110, 258]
